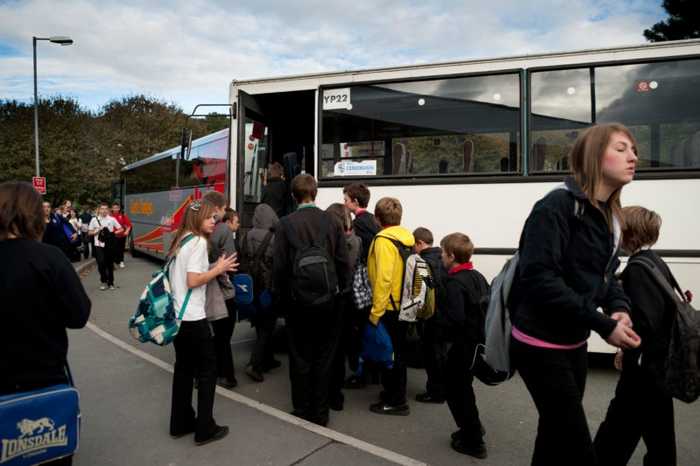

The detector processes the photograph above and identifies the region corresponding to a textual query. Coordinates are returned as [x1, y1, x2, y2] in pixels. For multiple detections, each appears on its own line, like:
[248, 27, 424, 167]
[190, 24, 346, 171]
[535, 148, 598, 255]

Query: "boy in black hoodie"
[413, 227, 447, 404]
[440, 232, 489, 459]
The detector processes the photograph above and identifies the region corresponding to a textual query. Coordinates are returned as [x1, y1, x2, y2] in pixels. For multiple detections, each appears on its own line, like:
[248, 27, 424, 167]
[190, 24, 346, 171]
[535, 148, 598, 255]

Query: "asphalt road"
[73, 254, 700, 466]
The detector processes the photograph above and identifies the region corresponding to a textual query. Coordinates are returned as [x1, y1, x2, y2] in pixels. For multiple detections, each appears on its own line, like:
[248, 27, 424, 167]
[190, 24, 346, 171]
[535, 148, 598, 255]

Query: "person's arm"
[518, 201, 617, 339]
[88, 218, 99, 236]
[622, 264, 662, 352]
[123, 214, 132, 236]
[333, 221, 351, 294]
[186, 239, 237, 288]
[602, 256, 632, 317]
[50, 249, 91, 328]
[369, 237, 396, 326]
[111, 218, 123, 235]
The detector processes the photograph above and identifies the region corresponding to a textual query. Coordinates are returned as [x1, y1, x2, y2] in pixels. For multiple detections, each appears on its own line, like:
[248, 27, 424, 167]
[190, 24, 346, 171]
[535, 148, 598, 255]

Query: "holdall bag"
[0, 369, 80, 466]
[128, 234, 194, 346]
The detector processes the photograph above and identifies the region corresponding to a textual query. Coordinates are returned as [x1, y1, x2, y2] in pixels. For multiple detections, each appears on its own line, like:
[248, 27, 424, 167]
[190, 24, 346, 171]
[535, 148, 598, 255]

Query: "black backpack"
[240, 230, 274, 291]
[629, 255, 700, 403]
[285, 216, 339, 308]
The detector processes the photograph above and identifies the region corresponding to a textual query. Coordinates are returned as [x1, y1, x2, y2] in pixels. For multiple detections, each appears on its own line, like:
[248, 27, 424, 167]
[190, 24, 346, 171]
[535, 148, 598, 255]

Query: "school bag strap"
[628, 255, 688, 304]
[384, 237, 412, 312]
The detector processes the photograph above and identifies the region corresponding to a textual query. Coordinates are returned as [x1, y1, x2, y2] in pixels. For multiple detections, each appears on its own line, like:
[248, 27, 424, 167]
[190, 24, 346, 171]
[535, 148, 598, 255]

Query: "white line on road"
[86, 322, 427, 466]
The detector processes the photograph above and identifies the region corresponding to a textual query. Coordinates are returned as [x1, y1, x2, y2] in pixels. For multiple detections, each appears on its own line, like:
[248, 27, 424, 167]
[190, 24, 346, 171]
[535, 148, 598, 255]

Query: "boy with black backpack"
[413, 227, 448, 404]
[440, 232, 490, 459]
[272, 174, 351, 426]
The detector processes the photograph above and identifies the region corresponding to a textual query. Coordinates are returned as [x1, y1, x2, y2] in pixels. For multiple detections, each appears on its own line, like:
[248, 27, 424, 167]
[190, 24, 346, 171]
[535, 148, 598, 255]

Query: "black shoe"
[245, 365, 264, 382]
[195, 425, 229, 446]
[262, 359, 281, 372]
[450, 437, 487, 459]
[451, 424, 487, 441]
[170, 428, 195, 439]
[343, 374, 366, 389]
[329, 394, 344, 411]
[415, 392, 445, 403]
[369, 401, 410, 416]
[217, 377, 238, 389]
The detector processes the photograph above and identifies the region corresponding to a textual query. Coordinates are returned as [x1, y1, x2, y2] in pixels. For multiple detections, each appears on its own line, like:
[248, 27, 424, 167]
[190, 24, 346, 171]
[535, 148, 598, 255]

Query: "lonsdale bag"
[628, 255, 700, 403]
[128, 234, 195, 345]
[0, 367, 80, 466]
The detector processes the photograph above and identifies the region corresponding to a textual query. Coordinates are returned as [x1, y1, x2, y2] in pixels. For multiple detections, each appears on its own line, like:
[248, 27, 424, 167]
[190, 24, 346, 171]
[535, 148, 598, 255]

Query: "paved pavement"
[70, 255, 700, 465]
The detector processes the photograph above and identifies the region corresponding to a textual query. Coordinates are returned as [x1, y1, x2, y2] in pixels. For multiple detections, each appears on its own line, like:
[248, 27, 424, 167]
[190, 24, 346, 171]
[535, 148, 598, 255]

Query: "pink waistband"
[512, 326, 587, 350]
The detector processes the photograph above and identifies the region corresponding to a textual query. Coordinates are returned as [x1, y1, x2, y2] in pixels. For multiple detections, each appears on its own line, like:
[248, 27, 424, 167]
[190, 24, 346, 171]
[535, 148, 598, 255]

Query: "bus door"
[236, 91, 270, 230]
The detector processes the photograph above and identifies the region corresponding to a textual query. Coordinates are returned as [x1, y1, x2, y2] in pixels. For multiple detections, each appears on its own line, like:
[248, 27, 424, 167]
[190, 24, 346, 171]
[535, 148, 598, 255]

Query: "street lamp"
[33, 35, 73, 177]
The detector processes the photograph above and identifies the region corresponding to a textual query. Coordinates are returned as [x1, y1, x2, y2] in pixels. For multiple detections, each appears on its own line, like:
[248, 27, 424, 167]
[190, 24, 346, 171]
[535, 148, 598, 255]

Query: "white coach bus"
[226, 39, 700, 351]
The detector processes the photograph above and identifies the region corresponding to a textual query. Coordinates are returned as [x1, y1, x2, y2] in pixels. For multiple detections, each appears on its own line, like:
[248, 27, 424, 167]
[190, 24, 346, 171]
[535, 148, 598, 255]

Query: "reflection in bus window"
[243, 121, 268, 202]
[179, 132, 228, 187]
[530, 58, 700, 172]
[321, 73, 521, 178]
[124, 155, 177, 194]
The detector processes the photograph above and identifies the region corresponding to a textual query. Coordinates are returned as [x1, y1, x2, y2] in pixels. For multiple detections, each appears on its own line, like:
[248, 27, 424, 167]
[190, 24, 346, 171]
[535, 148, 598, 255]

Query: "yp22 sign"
[323, 88, 352, 110]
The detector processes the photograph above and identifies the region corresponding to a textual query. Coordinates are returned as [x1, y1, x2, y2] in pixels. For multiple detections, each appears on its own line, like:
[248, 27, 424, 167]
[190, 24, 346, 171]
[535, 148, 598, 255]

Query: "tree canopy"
[644, 0, 700, 42]
[0, 95, 228, 207]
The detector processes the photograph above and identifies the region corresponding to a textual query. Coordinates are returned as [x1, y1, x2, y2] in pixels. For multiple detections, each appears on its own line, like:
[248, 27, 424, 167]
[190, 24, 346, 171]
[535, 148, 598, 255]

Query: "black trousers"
[114, 236, 127, 264]
[512, 338, 595, 466]
[94, 245, 114, 286]
[211, 299, 237, 381]
[249, 309, 278, 372]
[81, 233, 91, 259]
[170, 319, 218, 441]
[379, 311, 408, 406]
[445, 342, 482, 441]
[420, 318, 447, 398]
[286, 303, 342, 425]
[330, 294, 353, 403]
[594, 364, 676, 466]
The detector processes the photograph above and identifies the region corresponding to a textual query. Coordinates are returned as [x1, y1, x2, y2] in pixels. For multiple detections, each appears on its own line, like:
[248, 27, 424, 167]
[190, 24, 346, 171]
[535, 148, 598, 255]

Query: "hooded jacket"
[353, 210, 380, 263]
[367, 226, 415, 325]
[241, 203, 279, 289]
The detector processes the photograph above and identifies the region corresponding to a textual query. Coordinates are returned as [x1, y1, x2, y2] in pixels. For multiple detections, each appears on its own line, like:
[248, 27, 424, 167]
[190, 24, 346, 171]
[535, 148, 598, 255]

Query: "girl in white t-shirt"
[168, 200, 237, 446]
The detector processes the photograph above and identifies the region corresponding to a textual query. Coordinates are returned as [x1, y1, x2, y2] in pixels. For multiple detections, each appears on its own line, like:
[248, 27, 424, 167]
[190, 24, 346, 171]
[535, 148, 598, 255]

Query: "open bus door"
[236, 91, 271, 231]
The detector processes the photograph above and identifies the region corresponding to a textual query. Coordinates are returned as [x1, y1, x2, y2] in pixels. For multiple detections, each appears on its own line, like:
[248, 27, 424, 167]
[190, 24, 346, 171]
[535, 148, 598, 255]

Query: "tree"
[644, 0, 700, 42]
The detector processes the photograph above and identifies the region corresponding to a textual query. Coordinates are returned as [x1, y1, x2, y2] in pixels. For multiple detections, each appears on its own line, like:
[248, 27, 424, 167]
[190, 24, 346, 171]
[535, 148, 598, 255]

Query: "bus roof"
[122, 128, 229, 172]
[230, 39, 700, 88]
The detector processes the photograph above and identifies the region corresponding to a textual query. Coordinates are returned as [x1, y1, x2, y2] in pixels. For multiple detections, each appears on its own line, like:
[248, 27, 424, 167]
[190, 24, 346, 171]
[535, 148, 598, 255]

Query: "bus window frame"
[527, 54, 700, 176]
[317, 67, 525, 183]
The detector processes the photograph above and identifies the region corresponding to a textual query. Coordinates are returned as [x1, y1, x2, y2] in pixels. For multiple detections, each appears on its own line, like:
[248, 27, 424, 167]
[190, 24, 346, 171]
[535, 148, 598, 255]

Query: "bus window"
[124, 156, 176, 194]
[179, 133, 228, 187]
[320, 73, 521, 178]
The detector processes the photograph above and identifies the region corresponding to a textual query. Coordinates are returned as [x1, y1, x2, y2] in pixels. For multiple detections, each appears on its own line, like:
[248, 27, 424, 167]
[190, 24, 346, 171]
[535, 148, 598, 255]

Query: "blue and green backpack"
[128, 234, 194, 346]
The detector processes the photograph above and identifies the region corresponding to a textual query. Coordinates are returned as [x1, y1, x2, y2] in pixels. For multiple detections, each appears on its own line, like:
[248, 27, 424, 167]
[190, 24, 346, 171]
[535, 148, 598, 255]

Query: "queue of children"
[161, 123, 687, 465]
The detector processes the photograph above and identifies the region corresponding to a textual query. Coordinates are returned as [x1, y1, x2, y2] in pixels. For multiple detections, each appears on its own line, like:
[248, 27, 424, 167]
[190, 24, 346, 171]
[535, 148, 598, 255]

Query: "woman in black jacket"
[510, 123, 641, 466]
[0, 181, 91, 466]
[594, 206, 678, 466]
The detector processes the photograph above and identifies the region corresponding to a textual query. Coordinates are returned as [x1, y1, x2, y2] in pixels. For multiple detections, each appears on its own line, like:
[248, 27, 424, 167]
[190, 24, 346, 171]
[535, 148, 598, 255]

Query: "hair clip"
[189, 200, 201, 211]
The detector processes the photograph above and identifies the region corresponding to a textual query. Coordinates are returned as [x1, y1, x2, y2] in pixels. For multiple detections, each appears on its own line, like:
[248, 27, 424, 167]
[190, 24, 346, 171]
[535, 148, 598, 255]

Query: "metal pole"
[33, 36, 40, 178]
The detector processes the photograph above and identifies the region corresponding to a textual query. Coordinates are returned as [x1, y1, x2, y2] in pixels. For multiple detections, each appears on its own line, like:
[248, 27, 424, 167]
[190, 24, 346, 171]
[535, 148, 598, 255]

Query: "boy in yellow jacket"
[367, 197, 415, 415]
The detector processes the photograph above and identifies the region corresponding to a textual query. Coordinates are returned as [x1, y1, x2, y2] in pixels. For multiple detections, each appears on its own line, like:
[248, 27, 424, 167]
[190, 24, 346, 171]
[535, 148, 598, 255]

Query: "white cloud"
[0, 0, 664, 111]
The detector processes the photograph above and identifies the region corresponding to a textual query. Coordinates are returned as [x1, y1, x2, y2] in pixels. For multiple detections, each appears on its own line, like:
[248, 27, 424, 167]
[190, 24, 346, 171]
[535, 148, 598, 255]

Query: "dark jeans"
[594, 364, 676, 466]
[94, 245, 114, 286]
[81, 234, 91, 259]
[445, 342, 482, 441]
[211, 299, 237, 382]
[330, 294, 353, 403]
[420, 318, 447, 398]
[286, 302, 342, 425]
[379, 311, 408, 406]
[114, 236, 127, 264]
[170, 319, 218, 441]
[512, 338, 595, 466]
[249, 310, 278, 372]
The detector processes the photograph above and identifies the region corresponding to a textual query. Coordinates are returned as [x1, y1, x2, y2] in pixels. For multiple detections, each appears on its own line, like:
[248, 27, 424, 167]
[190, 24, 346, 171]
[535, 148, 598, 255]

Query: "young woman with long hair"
[509, 123, 642, 466]
[168, 199, 237, 446]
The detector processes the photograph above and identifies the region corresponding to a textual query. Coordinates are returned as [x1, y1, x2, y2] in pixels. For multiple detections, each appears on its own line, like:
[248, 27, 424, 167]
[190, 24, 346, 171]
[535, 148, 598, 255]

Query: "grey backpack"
[628, 255, 700, 403]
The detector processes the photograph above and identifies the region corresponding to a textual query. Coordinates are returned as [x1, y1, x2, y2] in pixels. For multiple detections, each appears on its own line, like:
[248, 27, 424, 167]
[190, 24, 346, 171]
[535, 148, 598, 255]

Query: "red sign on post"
[32, 176, 46, 194]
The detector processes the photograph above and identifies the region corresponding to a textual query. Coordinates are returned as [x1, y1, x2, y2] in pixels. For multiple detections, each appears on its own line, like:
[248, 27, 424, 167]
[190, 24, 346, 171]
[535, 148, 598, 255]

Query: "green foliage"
[0, 95, 230, 208]
[644, 0, 700, 42]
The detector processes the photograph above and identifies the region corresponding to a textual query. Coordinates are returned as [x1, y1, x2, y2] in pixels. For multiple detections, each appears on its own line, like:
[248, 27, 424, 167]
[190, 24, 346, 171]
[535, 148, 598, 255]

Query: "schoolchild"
[261, 162, 289, 218]
[326, 202, 362, 411]
[168, 200, 237, 445]
[272, 174, 350, 426]
[594, 206, 679, 466]
[413, 227, 448, 404]
[367, 197, 415, 416]
[439, 233, 489, 458]
[241, 203, 281, 383]
[509, 123, 642, 466]
[343, 182, 380, 388]
[203, 192, 239, 390]
[88, 202, 122, 290]
[111, 201, 132, 268]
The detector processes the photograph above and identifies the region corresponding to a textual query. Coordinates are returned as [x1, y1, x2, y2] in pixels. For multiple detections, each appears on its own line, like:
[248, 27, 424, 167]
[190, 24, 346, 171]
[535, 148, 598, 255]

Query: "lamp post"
[33, 35, 73, 177]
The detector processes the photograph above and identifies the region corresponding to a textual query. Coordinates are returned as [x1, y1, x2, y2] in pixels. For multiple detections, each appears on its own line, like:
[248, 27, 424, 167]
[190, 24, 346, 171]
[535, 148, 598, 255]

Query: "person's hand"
[605, 322, 641, 350]
[614, 349, 624, 371]
[215, 253, 238, 275]
[71, 233, 78, 241]
[611, 311, 633, 328]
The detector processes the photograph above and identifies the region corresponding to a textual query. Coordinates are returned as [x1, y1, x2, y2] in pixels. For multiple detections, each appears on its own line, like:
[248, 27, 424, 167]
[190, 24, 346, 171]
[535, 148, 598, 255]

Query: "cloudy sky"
[0, 0, 666, 113]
